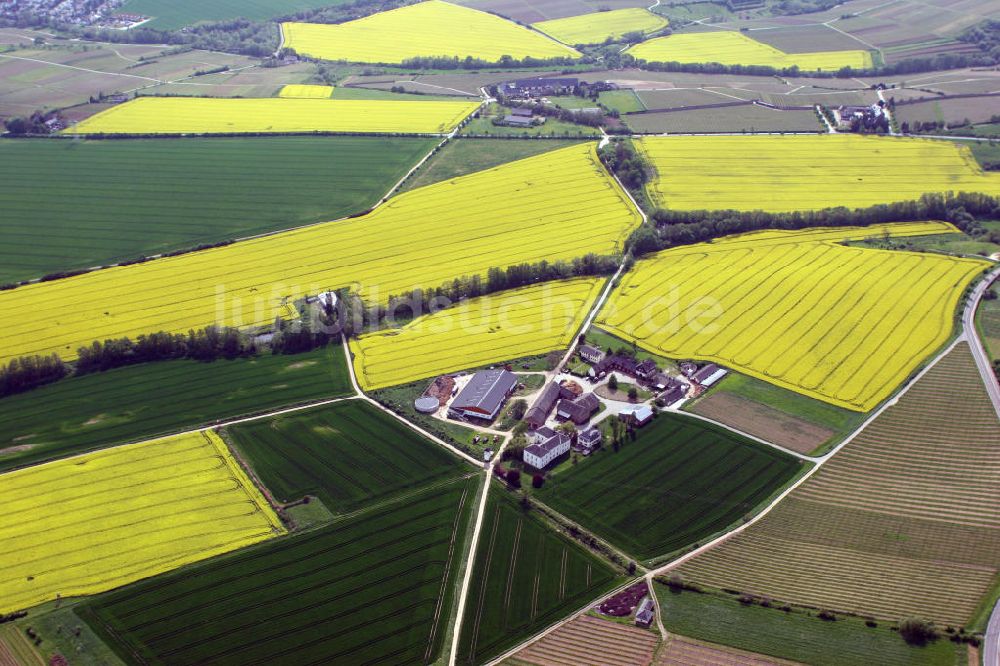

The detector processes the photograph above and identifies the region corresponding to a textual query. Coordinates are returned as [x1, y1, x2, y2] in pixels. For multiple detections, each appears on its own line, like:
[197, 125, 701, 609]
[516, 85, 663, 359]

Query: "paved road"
[986, 597, 1000, 666]
[962, 266, 1000, 418]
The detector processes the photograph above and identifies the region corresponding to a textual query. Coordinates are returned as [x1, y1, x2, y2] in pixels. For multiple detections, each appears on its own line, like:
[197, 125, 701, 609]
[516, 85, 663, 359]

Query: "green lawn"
[535, 413, 805, 561]
[962, 138, 1000, 167]
[399, 137, 585, 192]
[599, 89, 646, 114]
[655, 585, 966, 666]
[893, 232, 1000, 257]
[81, 476, 479, 665]
[0, 137, 434, 282]
[115, 0, 348, 30]
[548, 95, 601, 110]
[330, 86, 474, 102]
[695, 371, 865, 438]
[457, 489, 626, 664]
[0, 345, 351, 472]
[225, 400, 469, 513]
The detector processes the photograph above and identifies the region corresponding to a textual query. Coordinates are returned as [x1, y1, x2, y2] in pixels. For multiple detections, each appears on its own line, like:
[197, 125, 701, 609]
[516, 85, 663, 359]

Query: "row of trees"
[367, 255, 620, 325]
[0, 354, 67, 399]
[625, 192, 1000, 257]
[0, 321, 334, 400]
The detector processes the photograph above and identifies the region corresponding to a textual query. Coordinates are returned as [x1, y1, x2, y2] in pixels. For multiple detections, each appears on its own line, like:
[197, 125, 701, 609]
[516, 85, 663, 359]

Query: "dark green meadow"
[80, 475, 479, 666]
[225, 400, 470, 513]
[536, 413, 804, 560]
[458, 490, 625, 665]
[0, 137, 434, 282]
[0, 345, 351, 472]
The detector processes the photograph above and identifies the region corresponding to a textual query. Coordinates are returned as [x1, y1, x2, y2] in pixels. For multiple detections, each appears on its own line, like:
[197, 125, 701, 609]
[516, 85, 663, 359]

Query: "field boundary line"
[344, 335, 483, 467]
[450, 482, 500, 666]
[0, 53, 163, 82]
[641, 335, 968, 579]
[671, 410, 813, 461]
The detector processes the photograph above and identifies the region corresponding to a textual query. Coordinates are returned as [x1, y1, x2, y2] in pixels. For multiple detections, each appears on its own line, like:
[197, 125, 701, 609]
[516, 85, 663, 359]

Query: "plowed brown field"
[506, 614, 658, 666]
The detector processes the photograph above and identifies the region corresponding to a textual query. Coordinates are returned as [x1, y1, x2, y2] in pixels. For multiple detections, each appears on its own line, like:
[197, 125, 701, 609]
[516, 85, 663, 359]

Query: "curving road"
[986, 597, 1000, 666]
[962, 266, 1000, 418]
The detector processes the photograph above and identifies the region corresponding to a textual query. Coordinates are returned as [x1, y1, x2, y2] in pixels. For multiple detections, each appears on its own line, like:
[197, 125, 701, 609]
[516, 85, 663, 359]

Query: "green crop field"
[81, 475, 479, 665]
[654, 586, 965, 666]
[535, 413, 804, 560]
[598, 89, 646, 114]
[226, 400, 469, 513]
[400, 137, 585, 192]
[0, 137, 435, 282]
[115, 0, 348, 30]
[0, 345, 351, 472]
[457, 490, 625, 665]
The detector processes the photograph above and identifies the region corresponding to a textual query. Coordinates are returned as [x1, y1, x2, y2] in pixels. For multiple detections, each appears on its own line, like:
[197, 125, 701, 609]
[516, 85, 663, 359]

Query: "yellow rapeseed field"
[626, 31, 872, 70]
[282, 0, 580, 64]
[352, 278, 604, 390]
[597, 222, 989, 411]
[0, 143, 640, 365]
[532, 8, 668, 45]
[278, 84, 334, 98]
[64, 96, 479, 135]
[635, 134, 1000, 212]
[0, 431, 283, 613]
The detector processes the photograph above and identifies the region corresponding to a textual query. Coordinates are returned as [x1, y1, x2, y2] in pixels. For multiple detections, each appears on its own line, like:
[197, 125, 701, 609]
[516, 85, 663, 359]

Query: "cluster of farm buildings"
[493, 77, 612, 126]
[415, 339, 726, 471]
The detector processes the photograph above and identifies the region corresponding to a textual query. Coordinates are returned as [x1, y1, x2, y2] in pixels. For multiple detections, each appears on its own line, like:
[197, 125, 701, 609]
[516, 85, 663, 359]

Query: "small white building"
[577, 427, 602, 455]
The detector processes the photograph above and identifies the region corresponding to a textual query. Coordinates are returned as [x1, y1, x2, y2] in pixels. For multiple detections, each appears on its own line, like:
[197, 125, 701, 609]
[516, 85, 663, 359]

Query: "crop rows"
[352, 278, 604, 390]
[536, 413, 802, 559]
[282, 0, 579, 64]
[532, 8, 668, 46]
[458, 492, 623, 664]
[0, 136, 435, 282]
[0, 345, 350, 473]
[226, 400, 467, 512]
[66, 96, 479, 135]
[510, 614, 659, 666]
[676, 344, 1000, 625]
[598, 221, 988, 411]
[0, 431, 283, 614]
[635, 134, 1000, 212]
[0, 143, 641, 365]
[82, 476, 477, 665]
[627, 31, 872, 71]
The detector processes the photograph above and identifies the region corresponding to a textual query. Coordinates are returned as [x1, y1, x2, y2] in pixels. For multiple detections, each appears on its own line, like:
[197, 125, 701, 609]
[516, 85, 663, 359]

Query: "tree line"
[0, 323, 333, 400]
[627, 192, 1000, 256]
[338, 254, 621, 333]
[598, 141, 649, 191]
